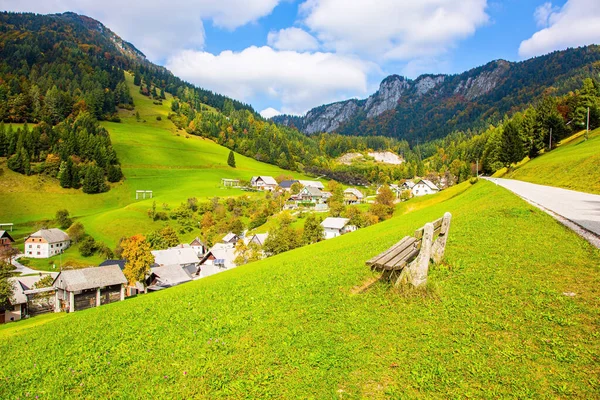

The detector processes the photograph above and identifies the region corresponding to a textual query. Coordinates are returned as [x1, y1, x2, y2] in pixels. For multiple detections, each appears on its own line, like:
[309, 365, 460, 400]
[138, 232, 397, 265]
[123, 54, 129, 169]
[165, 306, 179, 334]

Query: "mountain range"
[273, 46, 600, 143]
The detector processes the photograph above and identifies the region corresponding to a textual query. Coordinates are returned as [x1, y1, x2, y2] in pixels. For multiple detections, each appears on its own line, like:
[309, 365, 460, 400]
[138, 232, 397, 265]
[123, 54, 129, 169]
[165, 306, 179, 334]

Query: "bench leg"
[397, 222, 434, 287]
[432, 212, 452, 264]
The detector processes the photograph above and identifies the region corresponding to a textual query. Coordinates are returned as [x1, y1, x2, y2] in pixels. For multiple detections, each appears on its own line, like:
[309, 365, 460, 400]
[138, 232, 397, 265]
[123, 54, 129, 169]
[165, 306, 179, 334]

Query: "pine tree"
[227, 150, 236, 168]
[499, 120, 525, 168]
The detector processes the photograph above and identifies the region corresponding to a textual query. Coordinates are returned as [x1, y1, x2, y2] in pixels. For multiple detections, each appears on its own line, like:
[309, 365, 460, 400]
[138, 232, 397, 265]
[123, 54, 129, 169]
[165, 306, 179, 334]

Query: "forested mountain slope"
[273, 46, 600, 143]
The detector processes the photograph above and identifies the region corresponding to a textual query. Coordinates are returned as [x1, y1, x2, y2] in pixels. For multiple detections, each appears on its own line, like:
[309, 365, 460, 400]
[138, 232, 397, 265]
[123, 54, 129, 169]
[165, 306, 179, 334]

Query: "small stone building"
[53, 265, 127, 313]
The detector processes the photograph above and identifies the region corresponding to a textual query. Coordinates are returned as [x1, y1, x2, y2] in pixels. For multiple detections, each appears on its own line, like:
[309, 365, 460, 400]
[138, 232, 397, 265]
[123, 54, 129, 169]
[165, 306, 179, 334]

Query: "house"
[169, 238, 207, 258]
[152, 248, 200, 276]
[400, 180, 416, 191]
[247, 233, 268, 247]
[251, 176, 278, 191]
[198, 243, 237, 278]
[24, 228, 70, 258]
[222, 232, 240, 245]
[0, 230, 15, 251]
[53, 265, 127, 313]
[279, 180, 299, 191]
[412, 180, 440, 197]
[146, 265, 193, 291]
[189, 237, 207, 256]
[297, 186, 326, 203]
[2, 273, 57, 323]
[298, 180, 325, 190]
[320, 217, 357, 240]
[344, 188, 364, 204]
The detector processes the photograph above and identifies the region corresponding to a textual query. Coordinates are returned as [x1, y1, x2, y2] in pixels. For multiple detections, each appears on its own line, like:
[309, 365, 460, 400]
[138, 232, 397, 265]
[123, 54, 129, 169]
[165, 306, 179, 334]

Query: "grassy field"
[503, 128, 600, 193]
[0, 73, 315, 253]
[1, 180, 598, 398]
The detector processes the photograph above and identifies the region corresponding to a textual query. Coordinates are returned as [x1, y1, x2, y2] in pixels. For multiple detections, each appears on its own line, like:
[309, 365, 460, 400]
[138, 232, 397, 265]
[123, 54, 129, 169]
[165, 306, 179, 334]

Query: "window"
[37, 252, 40, 255]
[37, 245, 40, 248]
[51, 244, 54, 248]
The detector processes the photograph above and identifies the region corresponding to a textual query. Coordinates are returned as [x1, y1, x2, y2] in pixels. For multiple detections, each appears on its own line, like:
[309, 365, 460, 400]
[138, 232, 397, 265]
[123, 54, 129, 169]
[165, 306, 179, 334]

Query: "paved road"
[485, 177, 600, 240]
[11, 255, 40, 275]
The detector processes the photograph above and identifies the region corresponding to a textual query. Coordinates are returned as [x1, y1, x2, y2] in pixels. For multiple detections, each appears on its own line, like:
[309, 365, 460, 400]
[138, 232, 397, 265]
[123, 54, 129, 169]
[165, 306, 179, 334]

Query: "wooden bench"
[366, 212, 452, 287]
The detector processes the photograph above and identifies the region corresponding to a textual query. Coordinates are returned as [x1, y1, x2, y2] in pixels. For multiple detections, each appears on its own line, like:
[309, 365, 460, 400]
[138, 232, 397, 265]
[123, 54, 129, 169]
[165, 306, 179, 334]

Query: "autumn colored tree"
[122, 235, 153, 286]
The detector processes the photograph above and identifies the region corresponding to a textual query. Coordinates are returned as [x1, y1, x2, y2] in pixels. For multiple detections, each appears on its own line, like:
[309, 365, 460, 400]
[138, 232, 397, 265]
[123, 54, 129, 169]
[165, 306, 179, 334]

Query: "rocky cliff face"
[303, 100, 360, 134]
[273, 61, 508, 134]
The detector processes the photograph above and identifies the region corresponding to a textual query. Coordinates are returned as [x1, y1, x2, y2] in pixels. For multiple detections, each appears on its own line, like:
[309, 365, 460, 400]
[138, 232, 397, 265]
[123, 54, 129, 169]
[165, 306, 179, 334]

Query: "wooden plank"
[416, 217, 443, 239]
[366, 236, 412, 266]
[371, 237, 416, 268]
[385, 247, 421, 271]
[382, 241, 422, 270]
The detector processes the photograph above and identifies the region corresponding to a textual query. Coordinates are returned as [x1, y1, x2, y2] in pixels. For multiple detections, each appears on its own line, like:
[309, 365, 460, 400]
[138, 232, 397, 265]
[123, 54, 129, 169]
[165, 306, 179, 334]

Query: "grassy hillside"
[0, 73, 314, 255]
[504, 128, 600, 194]
[2, 180, 598, 398]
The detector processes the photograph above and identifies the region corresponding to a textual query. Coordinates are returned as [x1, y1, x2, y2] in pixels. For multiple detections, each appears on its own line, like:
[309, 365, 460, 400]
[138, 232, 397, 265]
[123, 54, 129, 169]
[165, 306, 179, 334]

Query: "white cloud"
[166, 46, 374, 115]
[534, 2, 559, 27]
[267, 27, 319, 52]
[520, 0, 600, 58]
[260, 107, 282, 118]
[299, 0, 489, 61]
[0, 0, 282, 61]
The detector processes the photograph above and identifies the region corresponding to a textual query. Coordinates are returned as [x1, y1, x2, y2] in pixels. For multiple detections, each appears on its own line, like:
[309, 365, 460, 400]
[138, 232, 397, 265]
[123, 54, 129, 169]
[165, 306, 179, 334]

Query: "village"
[1, 175, 442, 323]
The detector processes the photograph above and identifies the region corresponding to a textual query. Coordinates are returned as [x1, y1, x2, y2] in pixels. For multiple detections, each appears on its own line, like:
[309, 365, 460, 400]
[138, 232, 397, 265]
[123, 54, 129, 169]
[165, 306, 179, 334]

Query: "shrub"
[55, 209, 72, 230]
[470, 177, 479, 184]
[156, 116, 162, 121]
[79, 236, 97, 257]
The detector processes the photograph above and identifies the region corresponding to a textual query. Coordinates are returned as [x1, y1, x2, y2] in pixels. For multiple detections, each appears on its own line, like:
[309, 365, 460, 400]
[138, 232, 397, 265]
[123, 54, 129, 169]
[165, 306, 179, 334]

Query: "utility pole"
[549, 127, 552, 150]
[476, 159, 479, 178]
[586, 106, 590, 141]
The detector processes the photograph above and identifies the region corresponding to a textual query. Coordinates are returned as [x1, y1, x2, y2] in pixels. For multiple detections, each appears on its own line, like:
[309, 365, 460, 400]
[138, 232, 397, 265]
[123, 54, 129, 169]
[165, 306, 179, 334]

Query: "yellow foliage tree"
[122, 235, 153, 286]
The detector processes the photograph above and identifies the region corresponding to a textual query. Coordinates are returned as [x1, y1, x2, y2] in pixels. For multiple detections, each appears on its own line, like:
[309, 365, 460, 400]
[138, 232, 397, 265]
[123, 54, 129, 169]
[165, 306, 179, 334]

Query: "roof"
[9, 273, 59, 304]
[99, 259, 126, 270]
[279, 180, 299, 189]
[0, 230, 15, 242]
[27, 228, 69, 243]
[8, 278, 28, 304]
[152, 248, 200, 266]
[149, 265, 192, 287]
[190, 237, 206, 247]
[401, 180, 415, 189]
[416, 180, 440, 190]
[344, 188, 364, 199]
[253, 176, 278, 186]
[250, 233, 269, 246]
[321, 217, 350, 230]
[222, 232, 239, 243]
[301, 186, 323, 196]
[200, 243, 237, 268]
[53, 265, 127, 292]
[299, 180, 325, 189]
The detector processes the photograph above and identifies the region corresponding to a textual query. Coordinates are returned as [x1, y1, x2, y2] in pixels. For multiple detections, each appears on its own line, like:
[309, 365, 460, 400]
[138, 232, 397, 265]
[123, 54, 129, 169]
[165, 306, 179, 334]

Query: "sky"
[2, 0, 600, 117]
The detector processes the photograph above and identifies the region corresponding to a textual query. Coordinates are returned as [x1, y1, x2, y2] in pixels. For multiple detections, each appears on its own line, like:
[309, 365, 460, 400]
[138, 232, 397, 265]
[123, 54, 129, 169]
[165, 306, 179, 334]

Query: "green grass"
[504, 128, 600, 193]
[0, 73, 315, 254]
[1, 180, 598, 398]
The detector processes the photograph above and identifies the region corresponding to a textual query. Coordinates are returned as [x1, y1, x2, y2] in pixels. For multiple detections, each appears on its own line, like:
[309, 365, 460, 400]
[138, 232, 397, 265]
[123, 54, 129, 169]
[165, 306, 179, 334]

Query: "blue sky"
[3, 0, 600, 116]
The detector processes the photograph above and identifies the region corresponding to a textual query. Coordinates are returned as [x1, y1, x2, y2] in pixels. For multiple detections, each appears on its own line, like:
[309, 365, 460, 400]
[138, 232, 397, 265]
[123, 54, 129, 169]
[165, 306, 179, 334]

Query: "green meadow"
[1, 180, 598, 398]
[0, 73, 315, 257]
[504, 127, 600, 194]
